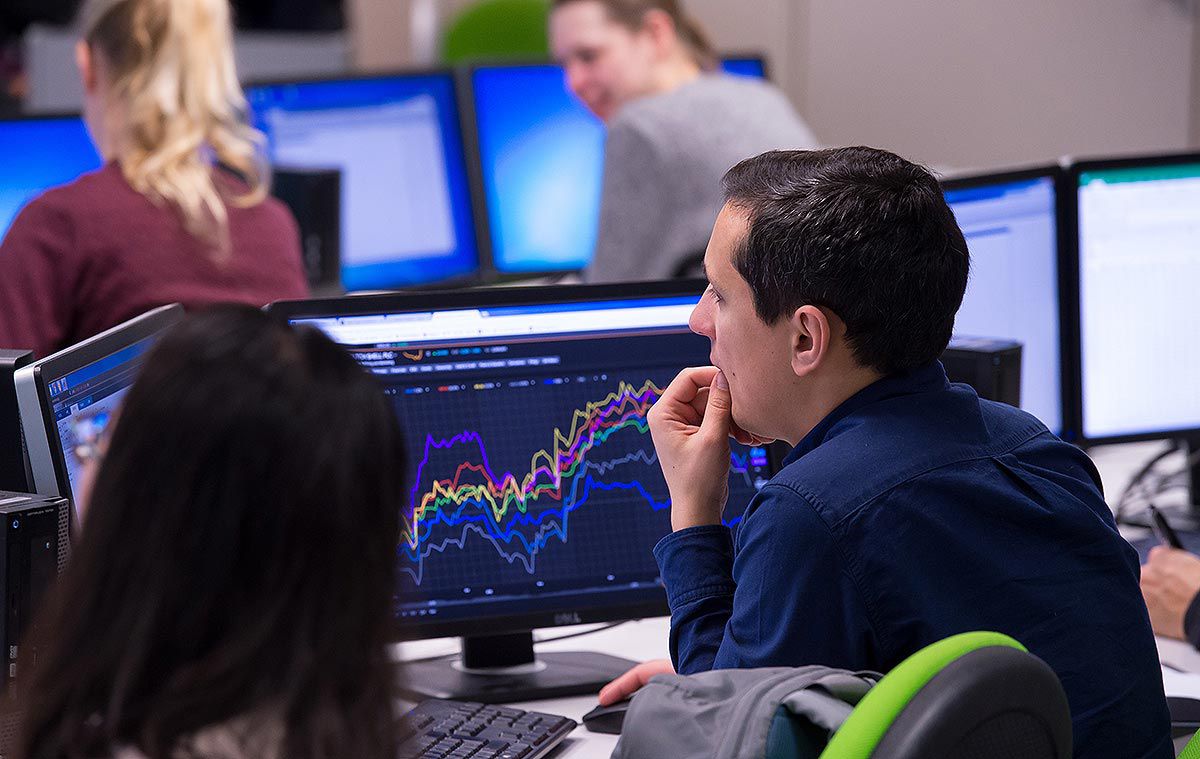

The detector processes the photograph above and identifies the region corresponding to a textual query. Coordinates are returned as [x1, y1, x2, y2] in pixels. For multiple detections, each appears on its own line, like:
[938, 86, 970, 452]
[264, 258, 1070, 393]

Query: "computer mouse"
[582, 699, 632, 735]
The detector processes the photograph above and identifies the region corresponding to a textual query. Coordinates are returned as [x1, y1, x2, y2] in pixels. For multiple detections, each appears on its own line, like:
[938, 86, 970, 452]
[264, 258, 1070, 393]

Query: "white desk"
[396, 441, 1197, 758]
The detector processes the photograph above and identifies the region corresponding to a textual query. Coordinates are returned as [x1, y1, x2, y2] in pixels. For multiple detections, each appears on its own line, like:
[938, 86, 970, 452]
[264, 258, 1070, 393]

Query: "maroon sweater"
[0, 164, 310, 358]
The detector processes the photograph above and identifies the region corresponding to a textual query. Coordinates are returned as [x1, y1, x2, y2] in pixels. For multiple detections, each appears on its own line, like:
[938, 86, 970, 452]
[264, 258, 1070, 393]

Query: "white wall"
[349, 0, 1199, 169]
[801, 0, 1194, 169]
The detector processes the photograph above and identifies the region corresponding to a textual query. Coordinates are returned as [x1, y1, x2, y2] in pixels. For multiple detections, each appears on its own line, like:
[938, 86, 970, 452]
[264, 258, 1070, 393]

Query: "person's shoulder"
[15, 163, 126, 219]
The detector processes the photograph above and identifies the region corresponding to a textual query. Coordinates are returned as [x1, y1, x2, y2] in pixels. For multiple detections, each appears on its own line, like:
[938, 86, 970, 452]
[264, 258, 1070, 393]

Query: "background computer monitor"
[269, 281, 775, 702]
[1070, 152, 1200, 446]
[14, 305, 184, 525]
[0, 115, 101, 241]
[721, 54, 769, 80]
[246, 72, 481, 291]
[468, 55, 771, 277]
[941, 166, 1068, 435]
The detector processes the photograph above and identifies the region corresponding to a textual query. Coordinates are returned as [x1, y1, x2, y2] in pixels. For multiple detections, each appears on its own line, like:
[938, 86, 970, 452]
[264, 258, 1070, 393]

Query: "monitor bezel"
[242, 68, 489, 291]
[13, 304, 184, 521]
[939, 164, 1077, 441]
[0, 111, 86, 126]
[1065, 150, 1200, 446]
[268, 279, 731, 640]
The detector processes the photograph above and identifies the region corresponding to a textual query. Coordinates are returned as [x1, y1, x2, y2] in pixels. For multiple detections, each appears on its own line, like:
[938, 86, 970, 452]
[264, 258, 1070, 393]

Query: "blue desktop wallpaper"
[247, 74, 480, 291]
[472, 58, 767, 275]
[0, 117, 101, 241]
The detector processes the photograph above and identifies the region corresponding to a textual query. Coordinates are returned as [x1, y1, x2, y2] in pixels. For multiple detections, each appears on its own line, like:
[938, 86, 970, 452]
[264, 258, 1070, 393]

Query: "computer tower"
[942, 337, 1023, 407]
[0, 351, 33, 494]
[272, 167, 342, 296]
[0, 492, 69, 691]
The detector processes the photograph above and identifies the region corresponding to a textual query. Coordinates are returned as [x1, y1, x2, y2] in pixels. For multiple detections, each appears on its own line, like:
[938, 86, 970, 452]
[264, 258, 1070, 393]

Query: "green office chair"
[767, 632, 1072, 759]
[441, 0, 551, 64]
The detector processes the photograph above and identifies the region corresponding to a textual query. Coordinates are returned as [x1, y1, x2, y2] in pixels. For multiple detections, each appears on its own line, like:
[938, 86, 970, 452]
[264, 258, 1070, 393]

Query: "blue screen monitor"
[246, 72, 480, 291]
[1071, 153, 1200, 444]
[721, 55, 768, 80]
[0, 115, 101, 241]
[470, 57, 770, 276]
[268, 281, 775, 700]
[942, 168, 1065, 435]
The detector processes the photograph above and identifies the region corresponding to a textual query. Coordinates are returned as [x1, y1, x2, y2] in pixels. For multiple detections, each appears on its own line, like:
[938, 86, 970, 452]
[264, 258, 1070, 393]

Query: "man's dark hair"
[722, 147, 970, 376]
[17, 306, 406, 759]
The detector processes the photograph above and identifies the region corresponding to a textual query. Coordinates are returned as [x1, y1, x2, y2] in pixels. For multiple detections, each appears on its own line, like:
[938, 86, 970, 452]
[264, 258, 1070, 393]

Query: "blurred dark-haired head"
[18, 305, 405, 759]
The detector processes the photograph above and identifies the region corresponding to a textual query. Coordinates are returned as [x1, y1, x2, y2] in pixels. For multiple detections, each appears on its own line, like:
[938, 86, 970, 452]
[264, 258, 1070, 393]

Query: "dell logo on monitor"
[554, 612, 582, 626]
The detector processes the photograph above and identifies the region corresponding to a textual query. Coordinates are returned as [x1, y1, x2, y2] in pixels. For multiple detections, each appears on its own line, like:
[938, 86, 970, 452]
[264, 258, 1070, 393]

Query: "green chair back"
[442, 0, 551, 64]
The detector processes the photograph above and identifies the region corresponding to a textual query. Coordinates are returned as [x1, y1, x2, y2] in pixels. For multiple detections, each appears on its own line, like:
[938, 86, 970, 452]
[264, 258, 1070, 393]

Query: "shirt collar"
[782, 361, 950, 465]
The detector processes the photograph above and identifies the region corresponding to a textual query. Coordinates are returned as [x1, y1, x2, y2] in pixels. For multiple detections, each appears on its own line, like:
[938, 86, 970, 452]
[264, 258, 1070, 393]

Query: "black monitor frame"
[242, 68, 490, 291]
[268, 279, 738, 642]
[939, 164, 1079, 442]
[14, 304, 184, 529]
[1065, 150, 1200, 448]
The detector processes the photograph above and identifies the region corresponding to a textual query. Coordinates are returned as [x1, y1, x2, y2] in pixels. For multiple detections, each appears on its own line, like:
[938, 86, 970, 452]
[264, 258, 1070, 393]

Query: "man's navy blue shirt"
[654, 362, 1170, 758]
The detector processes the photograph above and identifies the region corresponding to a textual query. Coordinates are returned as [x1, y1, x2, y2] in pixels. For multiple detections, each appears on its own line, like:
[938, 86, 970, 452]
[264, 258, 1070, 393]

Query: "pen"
[1148, 504, 1184, 550]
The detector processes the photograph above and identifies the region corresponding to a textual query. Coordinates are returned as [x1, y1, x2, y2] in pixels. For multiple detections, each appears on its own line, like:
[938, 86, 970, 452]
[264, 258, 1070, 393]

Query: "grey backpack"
[612, 666, 880, 759]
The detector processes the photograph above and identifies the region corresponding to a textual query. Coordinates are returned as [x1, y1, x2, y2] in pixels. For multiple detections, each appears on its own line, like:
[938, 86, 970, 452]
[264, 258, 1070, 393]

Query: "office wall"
[802, 0, 1195, 169]
[349, 0, 1198, 167]
[1193, 7, 1200, 147]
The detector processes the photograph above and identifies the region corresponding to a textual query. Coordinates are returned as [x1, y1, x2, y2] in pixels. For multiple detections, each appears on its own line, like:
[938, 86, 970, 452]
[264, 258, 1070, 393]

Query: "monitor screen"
[721, 56, 768, 80]
[0, 116, 101, 241]
[471, 58, 769, 275]
[1075, 157, 1200, 441]
[246, 73, 480, 291]
[281, 286, 773, 635]
[943, 172, 1063, 434]
[15, 305, 183, 515]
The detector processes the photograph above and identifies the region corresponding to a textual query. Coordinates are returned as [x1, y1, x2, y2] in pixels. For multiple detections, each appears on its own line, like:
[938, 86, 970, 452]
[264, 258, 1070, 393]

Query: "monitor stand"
[398, 631, 637, 704]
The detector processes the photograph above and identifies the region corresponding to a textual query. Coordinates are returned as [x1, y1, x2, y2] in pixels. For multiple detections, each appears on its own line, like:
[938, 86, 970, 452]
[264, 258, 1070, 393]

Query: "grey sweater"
[586, 74, 819, 283]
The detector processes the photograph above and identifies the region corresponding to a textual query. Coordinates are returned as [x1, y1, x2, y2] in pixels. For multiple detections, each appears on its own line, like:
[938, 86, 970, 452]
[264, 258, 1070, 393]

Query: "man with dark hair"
[603, 148, 1171, 757]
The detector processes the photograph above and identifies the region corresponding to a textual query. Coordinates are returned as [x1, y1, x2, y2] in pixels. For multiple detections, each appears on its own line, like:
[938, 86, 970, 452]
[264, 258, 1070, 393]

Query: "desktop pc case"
[0, 491, 69, 691]
[942, 338, 1023, 408]
[272, 167, 342, 296]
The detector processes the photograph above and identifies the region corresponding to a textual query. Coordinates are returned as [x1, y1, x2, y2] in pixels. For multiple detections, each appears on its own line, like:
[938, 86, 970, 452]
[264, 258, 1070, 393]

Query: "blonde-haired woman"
[0, 0, 308, 359]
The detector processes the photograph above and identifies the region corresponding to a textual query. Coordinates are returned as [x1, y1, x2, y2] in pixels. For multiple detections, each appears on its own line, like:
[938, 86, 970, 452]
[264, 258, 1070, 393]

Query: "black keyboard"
[399, 699, 577, 758]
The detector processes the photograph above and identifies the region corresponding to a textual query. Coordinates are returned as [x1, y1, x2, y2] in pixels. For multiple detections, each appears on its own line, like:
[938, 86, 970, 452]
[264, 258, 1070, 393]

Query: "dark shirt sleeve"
[0, 197, 76, 358]
[653, 485, 882, 675]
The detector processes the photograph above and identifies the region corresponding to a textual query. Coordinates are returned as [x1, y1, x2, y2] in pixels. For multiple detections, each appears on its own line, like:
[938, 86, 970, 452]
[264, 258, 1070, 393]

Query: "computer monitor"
[1069, 152, 1200, 453]
[941, 167, 1068, 435]
[0, 115, 101, 241]
[467, 56, 771, 277]
[245, 72, 481, 291]
[13, 305, 184, 527]
[721, 54, 769, 80]
[268, 281, 775, 702]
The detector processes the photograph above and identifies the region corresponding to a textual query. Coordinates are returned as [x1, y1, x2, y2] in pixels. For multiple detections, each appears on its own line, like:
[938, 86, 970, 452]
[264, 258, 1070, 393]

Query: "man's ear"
[789, 305, 832, 378]
[76, 41, 97, 93]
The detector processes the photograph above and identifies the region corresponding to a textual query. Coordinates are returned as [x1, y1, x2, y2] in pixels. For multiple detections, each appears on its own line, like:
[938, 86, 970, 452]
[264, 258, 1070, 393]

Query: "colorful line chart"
[394, 376, 765, 594]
